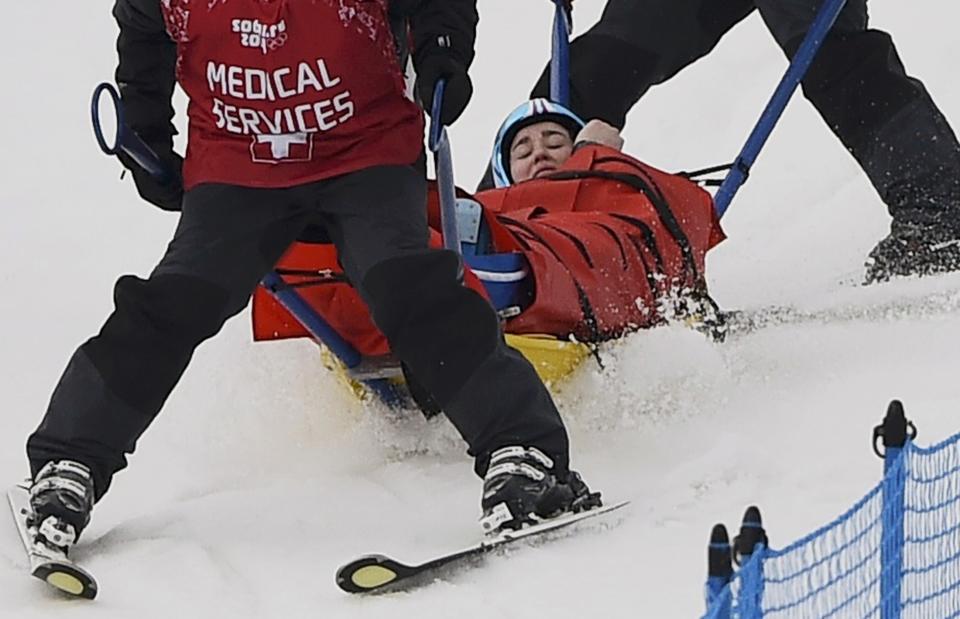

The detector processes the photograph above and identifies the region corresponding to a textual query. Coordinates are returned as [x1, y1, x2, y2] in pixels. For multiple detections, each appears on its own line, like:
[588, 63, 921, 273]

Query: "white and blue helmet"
[490, 98, 586, 188]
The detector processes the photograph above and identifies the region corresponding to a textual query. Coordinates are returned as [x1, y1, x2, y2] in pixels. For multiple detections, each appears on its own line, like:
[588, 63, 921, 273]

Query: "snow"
[2, 0, 959, 616]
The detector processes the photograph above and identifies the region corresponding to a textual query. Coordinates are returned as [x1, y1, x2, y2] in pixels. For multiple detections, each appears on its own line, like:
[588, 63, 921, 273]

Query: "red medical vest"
[160, 0, 424, 189]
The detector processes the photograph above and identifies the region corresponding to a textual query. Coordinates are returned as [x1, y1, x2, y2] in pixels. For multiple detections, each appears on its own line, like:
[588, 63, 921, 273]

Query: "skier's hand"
[117, 147, 184, 212]
[415, 47, 473, 126]
[575, 120, 624, 152]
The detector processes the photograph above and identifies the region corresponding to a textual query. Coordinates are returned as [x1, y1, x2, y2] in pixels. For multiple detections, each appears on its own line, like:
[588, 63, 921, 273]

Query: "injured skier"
[253, 97, 726, 355]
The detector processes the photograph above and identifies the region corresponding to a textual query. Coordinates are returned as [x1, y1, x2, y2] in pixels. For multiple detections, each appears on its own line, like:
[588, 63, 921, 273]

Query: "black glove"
[414, 44, 473, 126]
[117, 147, 184, 212]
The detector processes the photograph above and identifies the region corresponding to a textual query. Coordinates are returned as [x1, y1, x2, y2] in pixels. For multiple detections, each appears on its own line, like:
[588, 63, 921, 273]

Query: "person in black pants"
[526, 0, 960, 283]
[24, 0, 599, 573]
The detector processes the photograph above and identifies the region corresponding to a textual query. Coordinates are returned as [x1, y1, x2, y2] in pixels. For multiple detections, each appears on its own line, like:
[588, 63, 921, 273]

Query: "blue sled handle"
[713, 0, 848, 218]
[428, 80, 461, 253]
[550, 0, 572, 106]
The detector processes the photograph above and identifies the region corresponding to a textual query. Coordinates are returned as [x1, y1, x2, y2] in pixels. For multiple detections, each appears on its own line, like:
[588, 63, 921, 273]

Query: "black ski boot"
[28, 460, 95, 554]
[865, 221, 960, 283]
[479, 446, 601, 534]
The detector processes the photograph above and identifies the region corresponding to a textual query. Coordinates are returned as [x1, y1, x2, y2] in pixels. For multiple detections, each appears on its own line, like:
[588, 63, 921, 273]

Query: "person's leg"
[27, 185, 308, 502]
[531, 0, 755, 128]
[756, 0, 960, 279]
[314, 165, 571, 476]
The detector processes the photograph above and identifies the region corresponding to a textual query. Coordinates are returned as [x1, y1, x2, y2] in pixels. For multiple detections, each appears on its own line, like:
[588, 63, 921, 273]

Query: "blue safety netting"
[703, 431, 960, 618]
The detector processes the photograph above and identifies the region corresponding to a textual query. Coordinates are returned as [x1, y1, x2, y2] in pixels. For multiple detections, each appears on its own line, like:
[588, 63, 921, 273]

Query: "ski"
[336, 500, 629, 594]
[6, 482, 98, 600]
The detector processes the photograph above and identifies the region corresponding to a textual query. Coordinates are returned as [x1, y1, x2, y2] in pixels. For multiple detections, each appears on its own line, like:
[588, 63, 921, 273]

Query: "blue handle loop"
[91, 82, 124, 155]
[90, 81, 171, 183]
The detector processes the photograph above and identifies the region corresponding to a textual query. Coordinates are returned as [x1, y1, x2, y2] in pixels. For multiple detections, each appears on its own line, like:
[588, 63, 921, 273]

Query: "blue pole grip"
[550, 0, 571, 106]
[91, 82, 171, 183]
[713, 0, 848, 218]
[429, 81, 461, 253]
[428, 80, 446, 152]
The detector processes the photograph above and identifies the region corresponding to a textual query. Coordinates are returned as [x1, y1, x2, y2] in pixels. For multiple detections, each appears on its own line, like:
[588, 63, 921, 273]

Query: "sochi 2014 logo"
[232, 18, 288, 54]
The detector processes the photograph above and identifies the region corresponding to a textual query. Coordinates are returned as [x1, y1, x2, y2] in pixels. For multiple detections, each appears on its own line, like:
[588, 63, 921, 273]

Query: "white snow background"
[2, 1, 959, 617]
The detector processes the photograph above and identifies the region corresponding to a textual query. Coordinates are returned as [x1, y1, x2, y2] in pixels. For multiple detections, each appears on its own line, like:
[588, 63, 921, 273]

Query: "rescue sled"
[250, 134, 724, 412]
[249, 3, 725, 412]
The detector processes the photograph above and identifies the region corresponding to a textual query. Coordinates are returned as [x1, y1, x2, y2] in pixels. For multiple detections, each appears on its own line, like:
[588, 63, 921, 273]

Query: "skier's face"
[509, 121, 574, 183]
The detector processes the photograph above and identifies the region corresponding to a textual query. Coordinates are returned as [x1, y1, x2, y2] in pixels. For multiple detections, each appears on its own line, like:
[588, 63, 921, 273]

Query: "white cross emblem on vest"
[255, 132, 310, 159]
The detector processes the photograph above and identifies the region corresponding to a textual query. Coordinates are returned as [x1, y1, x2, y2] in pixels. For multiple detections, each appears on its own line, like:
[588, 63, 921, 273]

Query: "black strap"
[539, 222, 596, 268]
[542, 167, 701, 284]
[677, 162, 734, 180]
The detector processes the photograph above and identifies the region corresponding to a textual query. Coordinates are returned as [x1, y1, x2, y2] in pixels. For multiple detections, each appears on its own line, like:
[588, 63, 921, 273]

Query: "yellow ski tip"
[350, 564, 399, 589]
[46, 571, 86, 596]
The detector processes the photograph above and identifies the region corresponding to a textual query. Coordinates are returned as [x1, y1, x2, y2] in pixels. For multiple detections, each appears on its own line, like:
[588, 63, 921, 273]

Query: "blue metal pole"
[550, 0, 571, 106]
[260, 273, 362, 369]
[260, 273, 407, 406]
[429, 81, 461, 253]
[713, 0, 848, 218]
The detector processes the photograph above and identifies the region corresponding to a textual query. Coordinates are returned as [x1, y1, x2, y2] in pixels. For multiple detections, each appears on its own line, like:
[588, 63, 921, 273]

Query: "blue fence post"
[738, 551, 765, 619]
[734, 506, 768, 618]
[874, 400, 915, 619]
[713, 0, 848, 218]
[705, 524, 733, 618]
[880, 456, 905, 619]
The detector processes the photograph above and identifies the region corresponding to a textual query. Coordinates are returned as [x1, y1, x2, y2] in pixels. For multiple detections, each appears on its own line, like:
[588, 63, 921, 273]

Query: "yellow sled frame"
[325, 333, 592, 403]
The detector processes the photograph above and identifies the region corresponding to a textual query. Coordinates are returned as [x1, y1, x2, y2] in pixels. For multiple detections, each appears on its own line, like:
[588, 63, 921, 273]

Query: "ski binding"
[7, 481, 98, 599]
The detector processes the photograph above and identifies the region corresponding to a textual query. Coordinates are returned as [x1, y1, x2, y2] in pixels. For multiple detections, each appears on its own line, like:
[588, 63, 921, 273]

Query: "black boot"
[851, 92, 960, 283]
[28, 460, 95, 553]
[865, 221, 960, 283]
[479, 446, 601, 534]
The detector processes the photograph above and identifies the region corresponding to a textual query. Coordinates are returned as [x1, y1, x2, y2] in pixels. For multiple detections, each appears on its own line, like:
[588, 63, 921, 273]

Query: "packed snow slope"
[2, 1, 959, 617]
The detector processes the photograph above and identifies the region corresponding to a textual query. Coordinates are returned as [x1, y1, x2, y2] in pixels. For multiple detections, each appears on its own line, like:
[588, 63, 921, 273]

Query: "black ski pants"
[27, 165, 569, 501]
[532, 0, 960, 228]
